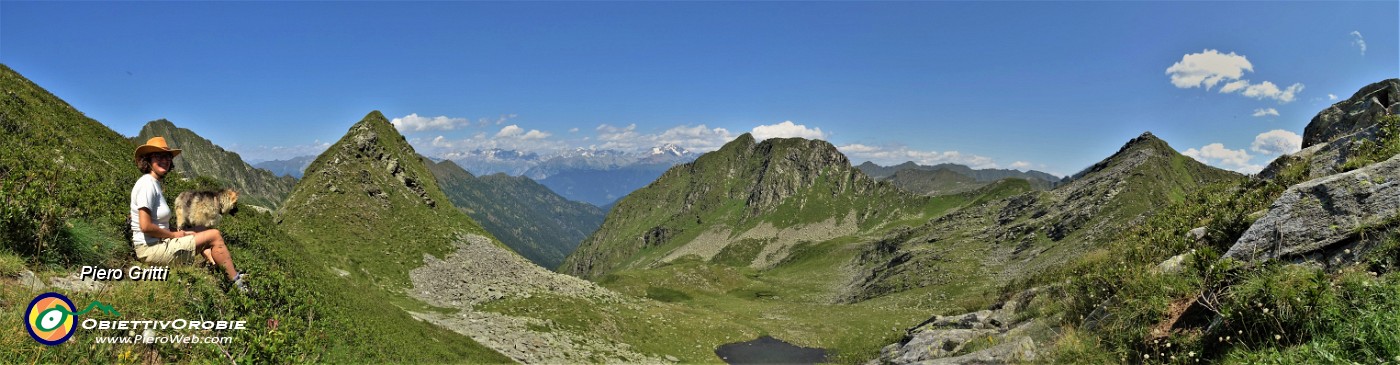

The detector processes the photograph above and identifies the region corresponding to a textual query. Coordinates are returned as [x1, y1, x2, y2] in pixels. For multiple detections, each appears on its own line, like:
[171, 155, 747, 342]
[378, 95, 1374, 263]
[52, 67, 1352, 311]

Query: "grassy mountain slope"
[1025, 81, 1400, 364]
[0, 65, 509, 363]
[0, 63, 133, 266]
[844, 132, 1241, 302]
[427, 159, 605, 269]
[535, 135, 1042, 362]
[561, 134, 930, 279]
[886, 168, 981, 195]
[137, 119, 296, 209]
[279, 111, 500, 288]
[276, 111, 511, 361]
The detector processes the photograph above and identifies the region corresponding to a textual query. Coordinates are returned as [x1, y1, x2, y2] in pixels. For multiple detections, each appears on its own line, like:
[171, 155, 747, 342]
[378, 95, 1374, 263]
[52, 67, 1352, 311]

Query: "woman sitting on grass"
[129, 137, 248, 293]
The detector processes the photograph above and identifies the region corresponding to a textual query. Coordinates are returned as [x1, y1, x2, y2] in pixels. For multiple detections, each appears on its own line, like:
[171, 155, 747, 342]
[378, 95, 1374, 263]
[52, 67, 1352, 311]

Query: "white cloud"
[391, 113, 471, 132]
[1351, 31, 1367, 55]
[568, 127, 580, 133]
[1251, 129, 1302, 155]
[1182, 143, 1262, 173]
[1220, 80, 1250, 94]
[655, 124, 734, 151]
[1166, 49, 1303, 103]
[1252, 108, 1280, 117]
[1329, 94, 1338, 101]
[594, 123, 735, 151]
[836, 143, 999, 169]
[595, 123, 641, 148]
[1166, 49, 1253, 90]
[495, 125, 524, 138]
[751, 120, 827, 140]
[494, 124, 550, 140]
[1241, 81, 1303, 103]
[1010, 161, 1032, 169]
[838, 143, 880, 153]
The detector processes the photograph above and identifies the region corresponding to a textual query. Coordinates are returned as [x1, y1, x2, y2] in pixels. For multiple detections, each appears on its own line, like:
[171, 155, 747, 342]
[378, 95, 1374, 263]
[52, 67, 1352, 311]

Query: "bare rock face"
[871, 288, 1043, 365]
[1225, 154, 1400, 265]
[1303, 79, 1400, 149]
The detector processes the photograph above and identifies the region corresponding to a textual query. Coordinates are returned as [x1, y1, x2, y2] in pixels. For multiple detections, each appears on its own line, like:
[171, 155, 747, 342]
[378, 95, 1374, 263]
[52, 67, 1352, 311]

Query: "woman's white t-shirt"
[130, 174, 171, 245]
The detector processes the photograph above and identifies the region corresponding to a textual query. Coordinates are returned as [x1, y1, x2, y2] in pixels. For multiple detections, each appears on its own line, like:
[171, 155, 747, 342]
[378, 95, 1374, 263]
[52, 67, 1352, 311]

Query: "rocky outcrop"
[870, 288, 1044, 365]
[1303, 79, 1400, 148]
[1225, 154, 1400, 265]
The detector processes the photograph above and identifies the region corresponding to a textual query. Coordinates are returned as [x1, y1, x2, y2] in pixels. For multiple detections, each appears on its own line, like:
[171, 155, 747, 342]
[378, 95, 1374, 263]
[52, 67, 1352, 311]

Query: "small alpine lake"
[715, 336, 827, 364]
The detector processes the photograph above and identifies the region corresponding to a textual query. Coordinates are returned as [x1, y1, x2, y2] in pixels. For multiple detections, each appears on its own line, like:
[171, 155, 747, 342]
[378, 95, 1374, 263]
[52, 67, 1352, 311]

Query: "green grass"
[1, 205, 511, 363]
[491, 255, 934, 364]
[0, 250, 24, 276]
[1019, 169, 1400, 364]
[0, 67, 510, 363]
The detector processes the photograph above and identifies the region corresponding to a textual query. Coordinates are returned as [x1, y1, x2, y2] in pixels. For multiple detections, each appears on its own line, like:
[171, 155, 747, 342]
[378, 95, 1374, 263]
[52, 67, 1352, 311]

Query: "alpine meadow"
[2, 2, 1399, 364]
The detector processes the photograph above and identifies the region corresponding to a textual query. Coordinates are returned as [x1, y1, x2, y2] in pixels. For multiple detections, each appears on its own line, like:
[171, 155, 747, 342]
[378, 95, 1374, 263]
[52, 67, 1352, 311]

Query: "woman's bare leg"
[187, 228, 217, 266]
[193, 229, 238, 280]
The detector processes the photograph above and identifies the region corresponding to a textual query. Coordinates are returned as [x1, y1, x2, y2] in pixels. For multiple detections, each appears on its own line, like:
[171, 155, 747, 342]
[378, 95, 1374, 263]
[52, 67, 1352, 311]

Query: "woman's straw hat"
[133, 137, 182, 162]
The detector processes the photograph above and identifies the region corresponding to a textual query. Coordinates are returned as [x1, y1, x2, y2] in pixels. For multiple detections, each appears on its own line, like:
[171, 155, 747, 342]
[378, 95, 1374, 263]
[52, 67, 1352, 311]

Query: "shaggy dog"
[174, 189, 238, 230]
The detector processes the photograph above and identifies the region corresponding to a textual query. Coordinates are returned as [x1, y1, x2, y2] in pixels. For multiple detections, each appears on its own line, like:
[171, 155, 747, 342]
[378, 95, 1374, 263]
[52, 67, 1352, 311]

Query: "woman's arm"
[137, 208, 187, 239]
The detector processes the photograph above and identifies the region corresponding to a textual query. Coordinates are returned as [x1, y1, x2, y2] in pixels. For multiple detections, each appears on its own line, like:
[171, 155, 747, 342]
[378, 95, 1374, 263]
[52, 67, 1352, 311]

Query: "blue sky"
[2, 1, 1396, 176]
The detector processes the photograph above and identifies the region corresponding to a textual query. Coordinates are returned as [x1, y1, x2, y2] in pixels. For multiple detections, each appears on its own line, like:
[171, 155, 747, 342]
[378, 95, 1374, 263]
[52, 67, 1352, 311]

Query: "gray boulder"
[1225, 154, 1400, 264]
[1303, 79, 1399, 148]
[872, 288, 1044, 365]
[18, 269, 46, 290]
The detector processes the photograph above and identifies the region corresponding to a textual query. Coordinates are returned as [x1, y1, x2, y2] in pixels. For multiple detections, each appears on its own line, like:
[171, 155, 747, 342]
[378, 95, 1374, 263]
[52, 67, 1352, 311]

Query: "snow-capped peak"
[650, 143, 690, 157]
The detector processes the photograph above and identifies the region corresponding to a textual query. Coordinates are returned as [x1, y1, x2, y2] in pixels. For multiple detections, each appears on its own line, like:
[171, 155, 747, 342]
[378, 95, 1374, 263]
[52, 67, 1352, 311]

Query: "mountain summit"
[561, 133, 926, 278]
[280, 111, 499, 287]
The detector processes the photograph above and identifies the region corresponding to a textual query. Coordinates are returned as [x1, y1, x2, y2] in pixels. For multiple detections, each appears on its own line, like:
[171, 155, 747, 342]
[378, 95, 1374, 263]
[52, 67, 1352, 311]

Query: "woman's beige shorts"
[134, 235, 199, 265]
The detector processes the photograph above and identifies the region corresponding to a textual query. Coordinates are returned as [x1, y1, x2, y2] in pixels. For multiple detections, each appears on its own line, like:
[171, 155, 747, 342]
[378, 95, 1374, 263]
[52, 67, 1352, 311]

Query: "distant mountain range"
[252, 155, 316, 179]
[137, 120, 297, 209]
[856, 161, 1059, 196]
[427, 159, 606, 269]
[447, 143, 697, 207]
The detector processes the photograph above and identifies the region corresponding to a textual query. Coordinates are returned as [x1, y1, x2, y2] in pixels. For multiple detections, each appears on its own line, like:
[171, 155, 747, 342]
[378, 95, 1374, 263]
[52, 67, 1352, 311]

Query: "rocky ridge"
[1262, 79, 1400, 180]
[1302, 79, 1399, 148]
[842, 133, 1238, 302]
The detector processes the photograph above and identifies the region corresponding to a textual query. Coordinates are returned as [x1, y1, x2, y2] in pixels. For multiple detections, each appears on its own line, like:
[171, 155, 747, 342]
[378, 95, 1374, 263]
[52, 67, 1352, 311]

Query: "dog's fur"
[174, 189, 238, 230]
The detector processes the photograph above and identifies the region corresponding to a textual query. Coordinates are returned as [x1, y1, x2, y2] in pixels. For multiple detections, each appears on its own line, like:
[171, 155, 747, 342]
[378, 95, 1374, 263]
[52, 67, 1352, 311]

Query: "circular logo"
[25, 292, 77, 346]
